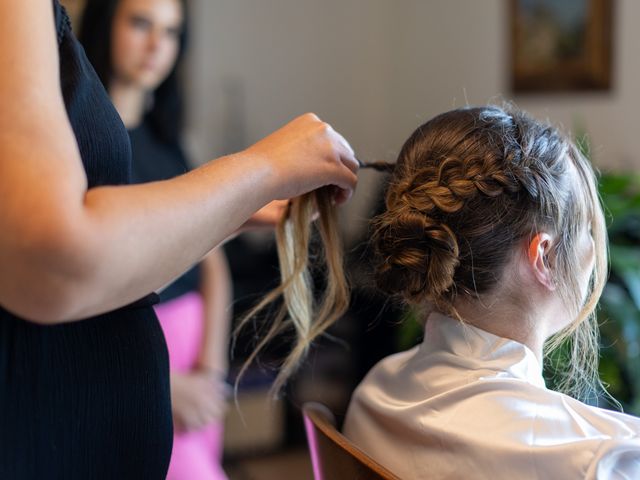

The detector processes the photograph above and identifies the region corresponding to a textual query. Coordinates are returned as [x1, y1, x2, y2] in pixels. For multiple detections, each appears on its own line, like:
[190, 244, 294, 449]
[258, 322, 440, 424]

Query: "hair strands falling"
[234, 187, 349, 395]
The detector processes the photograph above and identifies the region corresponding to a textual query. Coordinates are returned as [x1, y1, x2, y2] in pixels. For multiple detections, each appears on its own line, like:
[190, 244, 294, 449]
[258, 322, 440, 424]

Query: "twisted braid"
[391, 155, 521, 213]
[372, 106, 576, 317]
[375, 144, 527, 310]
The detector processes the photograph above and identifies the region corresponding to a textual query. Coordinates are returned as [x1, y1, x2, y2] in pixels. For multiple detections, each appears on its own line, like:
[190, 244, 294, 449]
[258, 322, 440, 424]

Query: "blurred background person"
[80, 1, 232, 478]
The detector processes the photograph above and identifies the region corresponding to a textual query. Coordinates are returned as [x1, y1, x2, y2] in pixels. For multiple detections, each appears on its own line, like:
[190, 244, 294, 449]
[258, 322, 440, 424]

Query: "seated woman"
[342, 106, 640, 478]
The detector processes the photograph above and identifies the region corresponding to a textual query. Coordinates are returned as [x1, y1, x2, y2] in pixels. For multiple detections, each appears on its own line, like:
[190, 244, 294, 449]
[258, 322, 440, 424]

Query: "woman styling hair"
[0, 1, 357, 478]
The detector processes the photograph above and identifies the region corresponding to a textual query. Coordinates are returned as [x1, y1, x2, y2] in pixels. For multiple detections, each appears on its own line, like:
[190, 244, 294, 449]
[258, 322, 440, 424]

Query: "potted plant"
[596, 172, 640, 413]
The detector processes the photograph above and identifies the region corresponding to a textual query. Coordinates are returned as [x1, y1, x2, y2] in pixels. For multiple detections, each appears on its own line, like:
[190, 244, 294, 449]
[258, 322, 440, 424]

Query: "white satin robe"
[344, 313, 640, 479]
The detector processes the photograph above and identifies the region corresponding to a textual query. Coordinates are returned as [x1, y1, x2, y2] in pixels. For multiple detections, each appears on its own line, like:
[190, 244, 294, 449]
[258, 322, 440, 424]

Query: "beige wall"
[185, 0, 639, 235]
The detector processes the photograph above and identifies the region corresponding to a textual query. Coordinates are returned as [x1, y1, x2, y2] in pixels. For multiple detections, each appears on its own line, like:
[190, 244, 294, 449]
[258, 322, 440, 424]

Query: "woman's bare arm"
[197, 248, 233, 375]
[0, 2, 357, 324]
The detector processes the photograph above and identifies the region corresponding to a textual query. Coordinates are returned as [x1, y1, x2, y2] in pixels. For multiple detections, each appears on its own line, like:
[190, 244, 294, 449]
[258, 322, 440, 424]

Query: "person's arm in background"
[197, 248, 233, 376]
[170, 247, 232, 432]
[0, 1, 357, 325]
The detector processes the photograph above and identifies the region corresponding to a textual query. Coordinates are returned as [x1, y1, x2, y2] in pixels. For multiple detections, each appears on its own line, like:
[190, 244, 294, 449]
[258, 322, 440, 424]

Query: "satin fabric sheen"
[344, 313, 640, 479]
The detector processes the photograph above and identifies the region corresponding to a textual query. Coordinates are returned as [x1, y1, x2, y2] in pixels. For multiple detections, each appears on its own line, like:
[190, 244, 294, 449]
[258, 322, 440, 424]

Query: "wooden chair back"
[302, 402, 401, 480]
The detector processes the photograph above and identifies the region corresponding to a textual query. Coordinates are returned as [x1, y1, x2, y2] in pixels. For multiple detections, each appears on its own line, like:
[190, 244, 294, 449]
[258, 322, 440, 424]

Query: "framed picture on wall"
[511, 0, 613, 92]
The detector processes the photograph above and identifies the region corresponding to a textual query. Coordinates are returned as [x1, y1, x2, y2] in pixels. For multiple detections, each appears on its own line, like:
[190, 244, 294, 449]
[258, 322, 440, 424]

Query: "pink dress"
[155, 292, 228, 480]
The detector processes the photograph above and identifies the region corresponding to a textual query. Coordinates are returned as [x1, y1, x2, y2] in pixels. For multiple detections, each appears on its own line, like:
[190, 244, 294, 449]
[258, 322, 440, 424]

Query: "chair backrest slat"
[302, 402, 401, 480]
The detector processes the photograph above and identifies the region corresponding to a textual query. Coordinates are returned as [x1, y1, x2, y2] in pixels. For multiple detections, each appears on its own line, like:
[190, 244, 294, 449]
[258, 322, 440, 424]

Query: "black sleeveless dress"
[0, 3, 172, 478]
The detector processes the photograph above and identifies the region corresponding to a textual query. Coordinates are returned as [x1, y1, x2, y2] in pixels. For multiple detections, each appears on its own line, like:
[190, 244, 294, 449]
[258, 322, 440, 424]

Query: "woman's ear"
[528, 233, 556, 291]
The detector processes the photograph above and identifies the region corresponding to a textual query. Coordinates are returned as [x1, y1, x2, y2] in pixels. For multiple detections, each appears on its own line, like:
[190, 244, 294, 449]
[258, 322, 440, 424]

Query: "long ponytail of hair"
[234, 187, 349, 394]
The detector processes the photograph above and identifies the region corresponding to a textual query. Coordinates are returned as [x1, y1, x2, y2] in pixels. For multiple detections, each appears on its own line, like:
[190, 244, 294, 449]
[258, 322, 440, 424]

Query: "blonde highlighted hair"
[235, 188, 349, 393]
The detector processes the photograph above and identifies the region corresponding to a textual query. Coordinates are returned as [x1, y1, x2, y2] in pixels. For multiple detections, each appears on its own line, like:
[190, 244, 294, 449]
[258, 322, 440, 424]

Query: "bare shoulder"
[0, 1, 77, 157]
[0, 2, 60, 104]
[0, 0, 86, 200]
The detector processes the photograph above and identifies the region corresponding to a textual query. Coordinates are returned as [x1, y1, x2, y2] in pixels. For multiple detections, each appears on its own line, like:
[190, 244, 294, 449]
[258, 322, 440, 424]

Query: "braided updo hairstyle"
[373, 105, 607, 399]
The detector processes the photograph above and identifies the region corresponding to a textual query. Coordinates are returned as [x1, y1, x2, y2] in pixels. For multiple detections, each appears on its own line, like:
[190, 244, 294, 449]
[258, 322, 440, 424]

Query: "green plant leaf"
[609, 245, 640, 310]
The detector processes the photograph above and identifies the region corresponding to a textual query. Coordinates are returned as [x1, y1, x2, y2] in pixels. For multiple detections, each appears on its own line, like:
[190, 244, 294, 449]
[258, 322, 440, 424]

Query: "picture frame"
[511, 0, 614, 92]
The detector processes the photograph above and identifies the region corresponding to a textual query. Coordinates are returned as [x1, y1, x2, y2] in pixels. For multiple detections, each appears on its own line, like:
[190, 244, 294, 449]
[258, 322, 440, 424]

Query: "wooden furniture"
[302, 402, 401, 480]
